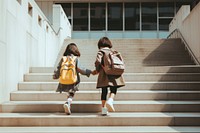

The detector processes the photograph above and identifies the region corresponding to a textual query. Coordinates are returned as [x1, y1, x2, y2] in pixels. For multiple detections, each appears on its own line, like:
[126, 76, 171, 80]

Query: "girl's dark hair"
[98, 37, 112, 49]
[63, 43, 81, 56]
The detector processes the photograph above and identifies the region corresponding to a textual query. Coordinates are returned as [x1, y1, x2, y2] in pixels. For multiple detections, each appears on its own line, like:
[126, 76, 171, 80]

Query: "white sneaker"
[106, 98, 115, 112]
[63, 102, 71, 115]
[101, 107, 108, 116]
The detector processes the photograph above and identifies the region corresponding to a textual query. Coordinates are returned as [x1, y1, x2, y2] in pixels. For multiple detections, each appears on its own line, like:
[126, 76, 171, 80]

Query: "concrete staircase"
[1, 38, 200, 132]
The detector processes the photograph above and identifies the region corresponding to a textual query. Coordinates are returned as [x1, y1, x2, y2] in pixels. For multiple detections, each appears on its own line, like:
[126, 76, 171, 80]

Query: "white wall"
[35, 1, 54, 23]
[169, 4, 200, 64]
[0, 0, 71, 103]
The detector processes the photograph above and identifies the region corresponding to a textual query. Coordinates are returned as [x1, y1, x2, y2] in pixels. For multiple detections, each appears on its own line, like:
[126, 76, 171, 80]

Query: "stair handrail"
[167, 28, 200, 65]
[43, 19, 62, 35]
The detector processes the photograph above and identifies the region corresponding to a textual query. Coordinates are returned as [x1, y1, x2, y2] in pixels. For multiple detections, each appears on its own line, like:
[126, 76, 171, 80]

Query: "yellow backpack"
[59, 56, 77, 85]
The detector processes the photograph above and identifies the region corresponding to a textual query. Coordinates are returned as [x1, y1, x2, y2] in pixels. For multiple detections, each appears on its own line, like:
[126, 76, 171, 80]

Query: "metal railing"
[43, 19, 62, 35]
[167, 29, 200, 65]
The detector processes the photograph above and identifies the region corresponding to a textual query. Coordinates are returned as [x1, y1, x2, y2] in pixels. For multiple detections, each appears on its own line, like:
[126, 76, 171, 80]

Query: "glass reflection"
[108, 3, 123, 31]
[159, 18, 173, 31]
[125, 3, 140, 30]
[159, 2, 174, 17]
[142, 2, 157, 30]
[90, 3, 106, 31]
[73, 3, 88, 31]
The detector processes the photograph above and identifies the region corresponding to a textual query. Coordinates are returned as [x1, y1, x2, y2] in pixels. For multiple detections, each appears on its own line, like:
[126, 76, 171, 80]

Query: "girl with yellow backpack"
[53, 43, 93, 115]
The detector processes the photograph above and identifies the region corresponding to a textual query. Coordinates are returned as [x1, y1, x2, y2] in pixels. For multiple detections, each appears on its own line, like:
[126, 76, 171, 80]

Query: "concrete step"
[79, 52, 191, 56]
[2, 101, 200, 113]
[49, 38, 195, 65]
[104, 62, 195, 67]
[68, 39, 183, 49]
[78, 61, 194, 65]
[30, 66, 200, 73]
[79, 56, 193, 64]
[124, 56, 192, 60]
[55, 39, 188, 68]
[18, 82, 200, 91]
[55, 38, 194, 70]
[0, 112, 200, 126]
[24, 73, 200, 82]
[10, 91, 200, 101]
[66, 38, 180, 45]
[125, 60, 193, 63]
[78, 59, 193, 64]
[1, 126, 200, 133]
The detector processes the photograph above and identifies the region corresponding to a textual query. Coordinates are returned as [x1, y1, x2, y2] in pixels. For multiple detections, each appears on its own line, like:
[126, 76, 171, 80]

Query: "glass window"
[125, 3, 140, 31]
[28, 3, 33, 17]
[90, 3, 106, 31]
[159, 18, 173, 31]
[59, 3, 71, 24]
[17, 0, 22, 5]
[73, 3, 88, 31]
[176, 2, 191, 12]
[108, 3, 123, 31]
[159, 2, 174, 17]
[142, 2, 157, 31]
[192, 0, 200, 10]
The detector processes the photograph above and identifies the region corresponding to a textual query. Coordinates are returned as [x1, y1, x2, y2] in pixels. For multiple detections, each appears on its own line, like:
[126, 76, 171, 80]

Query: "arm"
[76, 58, 92, 77]
[53, 58, 63, 79]
[95, 51, 104, 73]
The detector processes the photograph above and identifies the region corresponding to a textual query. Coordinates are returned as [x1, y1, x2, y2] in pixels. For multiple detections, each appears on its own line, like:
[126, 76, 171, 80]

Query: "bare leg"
[102, 100, 106, 107]
[106, 87, 117, 112]
[109, 93, 115, 99]
[63, 91, 75, 115]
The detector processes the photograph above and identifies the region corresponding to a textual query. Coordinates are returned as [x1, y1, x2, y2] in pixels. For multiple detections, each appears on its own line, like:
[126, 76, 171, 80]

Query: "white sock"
[108, 98, 113, 103]
[67, 98, 73, 105]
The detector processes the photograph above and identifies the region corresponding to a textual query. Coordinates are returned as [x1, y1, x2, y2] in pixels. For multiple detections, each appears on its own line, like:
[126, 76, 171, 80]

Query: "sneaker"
[101, 107, 108, 116]
[106, 98, 115, 112]
[63, 102, 71, 115]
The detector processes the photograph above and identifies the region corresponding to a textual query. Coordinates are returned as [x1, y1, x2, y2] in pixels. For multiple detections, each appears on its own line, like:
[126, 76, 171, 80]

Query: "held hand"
[53, 74, 58, 79]
[91, 70, 98, 75]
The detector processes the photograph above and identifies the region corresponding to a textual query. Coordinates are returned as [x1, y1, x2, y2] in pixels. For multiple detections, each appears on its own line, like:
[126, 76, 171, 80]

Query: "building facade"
[36, 0, 194, 39]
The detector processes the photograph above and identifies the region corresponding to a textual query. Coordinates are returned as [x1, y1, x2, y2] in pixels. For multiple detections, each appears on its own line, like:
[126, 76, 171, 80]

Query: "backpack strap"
[63, 55, 77, 62]
[99, 48, 113, 64]
[62, 56, 67, 62]
[99, 50, 106, 66]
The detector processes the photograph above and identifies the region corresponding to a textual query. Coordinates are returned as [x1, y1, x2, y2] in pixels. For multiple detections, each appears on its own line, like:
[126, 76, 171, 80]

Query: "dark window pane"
[56, 3, 71, 24]
[125, 3, 140, 30]
[73, 3, 88, 31]
[108, 3, 123, 31]
[192, 0, 200, 10]
[90, 3, 106, 31]
[159, 18, 173, 30]
[142, 2, 157, 30]
[159, 2, 174, 17]
[176, 2, 191, 13]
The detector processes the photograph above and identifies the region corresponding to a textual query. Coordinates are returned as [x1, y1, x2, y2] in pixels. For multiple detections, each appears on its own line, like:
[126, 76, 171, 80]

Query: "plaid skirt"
[56, 83, 79, 94]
